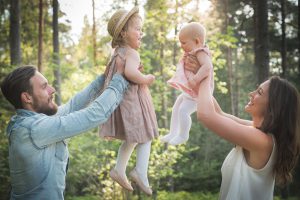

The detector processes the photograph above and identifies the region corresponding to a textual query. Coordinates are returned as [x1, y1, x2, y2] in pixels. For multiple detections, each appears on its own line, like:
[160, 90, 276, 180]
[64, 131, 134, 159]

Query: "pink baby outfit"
[167, 46, 213, 98]
[99, 47, 159, 143]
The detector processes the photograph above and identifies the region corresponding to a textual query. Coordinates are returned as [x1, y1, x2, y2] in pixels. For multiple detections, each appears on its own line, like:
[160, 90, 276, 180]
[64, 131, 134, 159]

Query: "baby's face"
[179, 32, 198, 53]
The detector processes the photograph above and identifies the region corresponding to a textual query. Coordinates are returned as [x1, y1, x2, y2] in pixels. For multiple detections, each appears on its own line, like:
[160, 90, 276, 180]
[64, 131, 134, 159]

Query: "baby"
[161, 22, 214, 145]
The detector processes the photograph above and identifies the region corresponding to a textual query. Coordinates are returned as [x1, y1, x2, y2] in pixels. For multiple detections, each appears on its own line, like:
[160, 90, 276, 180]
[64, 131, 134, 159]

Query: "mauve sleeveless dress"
[99, 47, 159, 143]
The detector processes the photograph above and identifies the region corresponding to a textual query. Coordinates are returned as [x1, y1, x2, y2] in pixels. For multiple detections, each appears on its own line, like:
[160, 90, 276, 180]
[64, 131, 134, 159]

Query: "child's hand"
[145, 74, 155, 85]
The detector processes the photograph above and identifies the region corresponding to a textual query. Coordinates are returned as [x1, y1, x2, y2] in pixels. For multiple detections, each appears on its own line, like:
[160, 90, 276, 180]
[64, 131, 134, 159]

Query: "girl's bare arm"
[124, 49, 155, 85]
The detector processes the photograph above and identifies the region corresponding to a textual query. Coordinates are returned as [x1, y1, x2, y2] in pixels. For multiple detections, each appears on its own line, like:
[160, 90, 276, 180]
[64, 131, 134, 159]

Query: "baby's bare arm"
[188, 52, 212, 87]
[124, 49, 155, 85]
[184, 54, 199, 74]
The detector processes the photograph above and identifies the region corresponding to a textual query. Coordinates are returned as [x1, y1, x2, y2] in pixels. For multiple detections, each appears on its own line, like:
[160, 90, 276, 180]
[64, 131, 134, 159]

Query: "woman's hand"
[188, 78, 197, 88]
[184, 54, 200, 74]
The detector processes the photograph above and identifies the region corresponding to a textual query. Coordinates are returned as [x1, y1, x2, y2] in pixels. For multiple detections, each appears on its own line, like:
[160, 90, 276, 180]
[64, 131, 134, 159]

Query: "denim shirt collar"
[6, 109, 38, 137]
[16, 109, 38, 117]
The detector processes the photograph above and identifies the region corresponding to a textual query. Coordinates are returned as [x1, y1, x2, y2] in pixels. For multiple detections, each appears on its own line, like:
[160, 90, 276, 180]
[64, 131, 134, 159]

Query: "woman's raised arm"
[197, 76, 272, 159]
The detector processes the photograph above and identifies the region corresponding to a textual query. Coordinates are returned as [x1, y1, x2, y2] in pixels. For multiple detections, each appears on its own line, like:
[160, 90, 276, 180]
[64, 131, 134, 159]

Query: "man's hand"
[184, 54, 200, 74]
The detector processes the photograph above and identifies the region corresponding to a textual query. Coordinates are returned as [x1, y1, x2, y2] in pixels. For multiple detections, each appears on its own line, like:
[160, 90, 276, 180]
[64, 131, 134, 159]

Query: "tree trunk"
[253, 0, 269, 84]
[92, 0, 96, 67]
[298, 0, 300, 79]
[9, 0, 21, 66]
[280, 0, 287, 77]
[234, 48, 239, 116]
[52, 0, 61, 105]
[160, 26, 168, 129]
[172, 0, 178, 103]
[38, 0, 43, 72]
[223, 0, 236, 115]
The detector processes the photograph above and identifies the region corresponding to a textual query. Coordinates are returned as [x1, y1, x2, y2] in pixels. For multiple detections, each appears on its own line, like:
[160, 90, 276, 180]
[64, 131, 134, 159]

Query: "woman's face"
[245, 80, 270, 118]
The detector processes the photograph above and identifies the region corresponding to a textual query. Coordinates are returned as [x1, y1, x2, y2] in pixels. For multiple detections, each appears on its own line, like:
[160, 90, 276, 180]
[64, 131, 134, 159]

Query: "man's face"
[29, 72, 58, 115]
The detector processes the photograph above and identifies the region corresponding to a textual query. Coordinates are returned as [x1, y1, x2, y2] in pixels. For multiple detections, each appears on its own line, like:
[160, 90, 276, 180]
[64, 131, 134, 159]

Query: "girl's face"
[245, 80, 270, 118]
[123, 16, 143, 50]
[179, 31, 198, 53]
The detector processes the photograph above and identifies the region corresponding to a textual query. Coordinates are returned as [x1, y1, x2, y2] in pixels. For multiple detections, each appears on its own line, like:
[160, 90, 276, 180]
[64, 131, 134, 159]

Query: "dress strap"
[101, 47, 127, 94]
[116, 47, 127, 60]
[190, 45, 212, 57]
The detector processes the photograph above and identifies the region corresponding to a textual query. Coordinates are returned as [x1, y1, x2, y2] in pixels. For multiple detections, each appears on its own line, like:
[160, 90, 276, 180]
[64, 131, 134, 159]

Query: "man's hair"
[1, 65, 37, 109]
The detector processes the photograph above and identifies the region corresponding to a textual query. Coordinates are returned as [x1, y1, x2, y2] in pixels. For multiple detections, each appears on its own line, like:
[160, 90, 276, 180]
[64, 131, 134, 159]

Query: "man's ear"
[21, 92, 32, 104]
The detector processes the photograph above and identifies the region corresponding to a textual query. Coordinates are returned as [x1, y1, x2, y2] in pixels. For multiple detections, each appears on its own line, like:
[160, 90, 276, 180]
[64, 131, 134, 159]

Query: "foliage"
[65, 191, 219, 200]
[65, 128, 186, 198]
[0, 0, 300, 199]
[156, 191, 219, 200]
[0, 65, 14, 200]
[66, 195, 100, 200]
[66, 131, 117, 198]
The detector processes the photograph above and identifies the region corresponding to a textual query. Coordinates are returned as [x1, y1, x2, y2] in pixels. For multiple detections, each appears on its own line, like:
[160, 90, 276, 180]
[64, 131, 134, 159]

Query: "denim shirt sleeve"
[57, 75, 105, 116]
[30, 74, 128, 148]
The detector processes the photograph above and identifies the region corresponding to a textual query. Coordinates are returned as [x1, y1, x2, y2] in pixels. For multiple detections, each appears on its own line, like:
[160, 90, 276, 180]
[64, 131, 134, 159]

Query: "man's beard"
[40, 104, 58, 116]
[32, 98, 58, 116]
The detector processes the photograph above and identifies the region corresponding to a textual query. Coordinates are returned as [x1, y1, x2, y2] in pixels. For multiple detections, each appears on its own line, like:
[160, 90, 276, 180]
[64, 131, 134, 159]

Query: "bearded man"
[1, 65, 128, 199]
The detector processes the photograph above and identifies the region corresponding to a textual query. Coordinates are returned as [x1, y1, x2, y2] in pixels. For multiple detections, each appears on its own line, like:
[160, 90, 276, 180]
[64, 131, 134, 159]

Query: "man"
[0, 65, 128, 199]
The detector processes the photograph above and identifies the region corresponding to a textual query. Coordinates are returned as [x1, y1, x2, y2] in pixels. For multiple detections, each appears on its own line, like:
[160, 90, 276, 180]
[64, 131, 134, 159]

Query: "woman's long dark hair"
[259, 76, 300, 186]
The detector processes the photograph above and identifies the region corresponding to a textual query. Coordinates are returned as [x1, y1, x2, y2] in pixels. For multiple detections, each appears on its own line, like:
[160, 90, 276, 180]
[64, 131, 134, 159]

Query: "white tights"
[161, 93, 197, 145]
[114, 140, 151, 187]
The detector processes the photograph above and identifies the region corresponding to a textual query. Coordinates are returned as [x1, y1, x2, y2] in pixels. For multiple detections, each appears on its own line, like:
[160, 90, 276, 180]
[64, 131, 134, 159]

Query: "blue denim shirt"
[6, 74, 128, 200]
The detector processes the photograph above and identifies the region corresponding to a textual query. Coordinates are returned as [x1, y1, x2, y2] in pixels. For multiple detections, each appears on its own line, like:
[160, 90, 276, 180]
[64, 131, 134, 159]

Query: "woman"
[196, 73, 300, 199]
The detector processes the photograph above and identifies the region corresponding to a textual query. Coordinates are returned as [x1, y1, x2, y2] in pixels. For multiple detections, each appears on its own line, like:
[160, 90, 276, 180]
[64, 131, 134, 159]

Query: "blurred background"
[0, 0, 299, 199]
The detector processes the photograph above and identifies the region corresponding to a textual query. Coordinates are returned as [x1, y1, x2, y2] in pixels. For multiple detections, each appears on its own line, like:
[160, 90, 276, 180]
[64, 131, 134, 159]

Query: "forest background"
[0, 0, 299, 199]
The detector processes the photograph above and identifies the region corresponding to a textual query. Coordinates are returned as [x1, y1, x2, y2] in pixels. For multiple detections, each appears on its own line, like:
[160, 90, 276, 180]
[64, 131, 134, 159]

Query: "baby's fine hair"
[180, 22, 206, 43]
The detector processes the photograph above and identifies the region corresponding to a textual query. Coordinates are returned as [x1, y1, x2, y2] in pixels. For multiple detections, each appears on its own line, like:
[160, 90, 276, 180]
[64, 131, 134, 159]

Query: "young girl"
[99, 7, 158, 196]
[161, 22, 214, 145]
